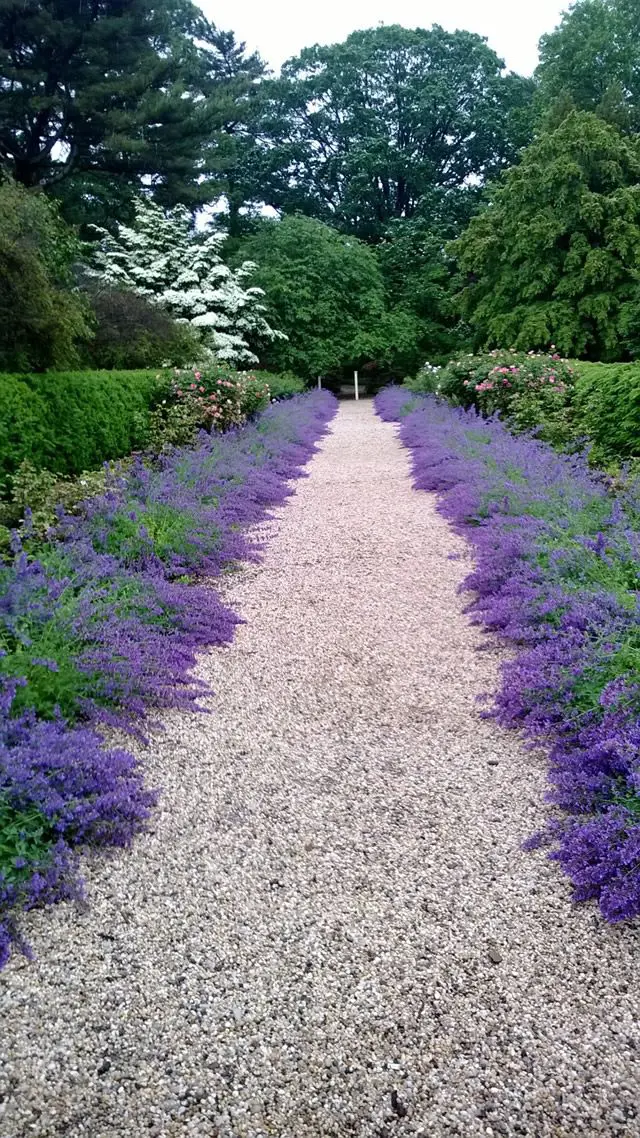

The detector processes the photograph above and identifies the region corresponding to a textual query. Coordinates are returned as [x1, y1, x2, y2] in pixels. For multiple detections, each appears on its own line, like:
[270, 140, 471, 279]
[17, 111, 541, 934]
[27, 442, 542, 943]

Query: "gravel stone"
[1, 401, 639, 1138]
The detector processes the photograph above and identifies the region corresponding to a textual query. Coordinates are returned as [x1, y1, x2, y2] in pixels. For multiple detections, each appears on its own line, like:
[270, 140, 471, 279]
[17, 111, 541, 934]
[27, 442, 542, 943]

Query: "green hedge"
[574, 362, 640, 463]
[0, 370, 162, 486]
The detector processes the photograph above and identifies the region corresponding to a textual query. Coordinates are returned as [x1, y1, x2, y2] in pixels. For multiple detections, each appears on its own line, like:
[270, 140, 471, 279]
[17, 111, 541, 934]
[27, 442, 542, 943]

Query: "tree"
[0, 181, 90, 371]
[193, 24, 267, 237]
[537, 0, 640, 133]
[233, 214, 423, 378]
[241, 25, 535, 240]
[450, 112, 640, 359]
[377, 199, 475, 364]
[90, 197, 284, 365]
[0, 1, 265, 226]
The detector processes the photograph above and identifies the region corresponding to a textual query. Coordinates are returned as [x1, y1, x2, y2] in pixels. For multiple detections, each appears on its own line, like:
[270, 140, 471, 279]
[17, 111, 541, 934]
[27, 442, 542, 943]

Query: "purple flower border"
[376, 387, 640, 923]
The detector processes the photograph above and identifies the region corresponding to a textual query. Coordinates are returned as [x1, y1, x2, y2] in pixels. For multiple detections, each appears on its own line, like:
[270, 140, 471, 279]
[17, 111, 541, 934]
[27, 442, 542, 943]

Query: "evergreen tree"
[451, 112, 640, 359]
[0, 1, 264, 226]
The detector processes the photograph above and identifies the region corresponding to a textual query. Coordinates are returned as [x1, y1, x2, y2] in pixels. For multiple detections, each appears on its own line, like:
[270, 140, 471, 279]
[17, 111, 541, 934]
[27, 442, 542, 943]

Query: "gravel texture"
[1, 400, 639, 1138]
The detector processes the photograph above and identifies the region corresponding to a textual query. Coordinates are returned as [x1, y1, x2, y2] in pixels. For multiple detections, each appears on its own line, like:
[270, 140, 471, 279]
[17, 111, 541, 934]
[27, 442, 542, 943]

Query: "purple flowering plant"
[376, 386, 640, 923]
[0, 391, 336, 966]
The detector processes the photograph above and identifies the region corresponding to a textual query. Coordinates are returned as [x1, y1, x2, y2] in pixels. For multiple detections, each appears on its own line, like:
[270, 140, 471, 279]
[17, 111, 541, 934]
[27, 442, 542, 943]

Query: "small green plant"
[0, 462, 110, 543]
[0, 798, 57, 887]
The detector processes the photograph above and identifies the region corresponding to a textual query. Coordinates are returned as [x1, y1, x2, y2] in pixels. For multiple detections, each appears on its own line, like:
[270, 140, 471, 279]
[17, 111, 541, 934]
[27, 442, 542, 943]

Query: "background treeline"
[2, 0, 640, 381]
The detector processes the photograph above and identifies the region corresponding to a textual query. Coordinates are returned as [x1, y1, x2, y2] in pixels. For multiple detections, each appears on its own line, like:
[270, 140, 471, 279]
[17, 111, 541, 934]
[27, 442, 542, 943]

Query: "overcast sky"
[200, 0, 570, 75]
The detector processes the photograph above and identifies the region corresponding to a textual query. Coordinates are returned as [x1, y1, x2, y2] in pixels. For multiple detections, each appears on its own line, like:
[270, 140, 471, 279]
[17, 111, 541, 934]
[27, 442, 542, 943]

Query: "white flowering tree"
[90, 198, 285, 365]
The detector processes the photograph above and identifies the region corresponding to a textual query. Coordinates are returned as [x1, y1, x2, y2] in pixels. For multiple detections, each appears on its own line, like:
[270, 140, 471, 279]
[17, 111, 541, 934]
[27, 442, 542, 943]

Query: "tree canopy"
[0, 1, 264, 225]
[536, 0, 640, 133]
[241, 25, 535, 240]
[451, 111, 640, 359]
[233, 214, 423, 378]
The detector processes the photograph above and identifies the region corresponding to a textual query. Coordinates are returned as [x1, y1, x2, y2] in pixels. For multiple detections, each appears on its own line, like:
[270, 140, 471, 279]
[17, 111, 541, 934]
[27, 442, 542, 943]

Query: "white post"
[317, 376, 322, 389]
[354, 370, 359, 401]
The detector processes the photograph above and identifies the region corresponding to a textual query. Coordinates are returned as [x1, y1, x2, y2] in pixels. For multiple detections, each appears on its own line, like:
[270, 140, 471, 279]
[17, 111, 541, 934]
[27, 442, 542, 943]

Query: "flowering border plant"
[0, 391, 336, 966]
[376, 386, 640, 923]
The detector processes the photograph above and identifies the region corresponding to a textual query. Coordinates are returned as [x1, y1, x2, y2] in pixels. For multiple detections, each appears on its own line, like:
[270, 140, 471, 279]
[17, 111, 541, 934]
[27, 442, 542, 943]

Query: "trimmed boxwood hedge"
[0, 370, 162, 486]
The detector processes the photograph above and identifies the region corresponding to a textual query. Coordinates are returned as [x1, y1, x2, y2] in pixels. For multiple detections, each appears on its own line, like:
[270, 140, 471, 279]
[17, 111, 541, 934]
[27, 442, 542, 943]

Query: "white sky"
[199, 0, 570, 75]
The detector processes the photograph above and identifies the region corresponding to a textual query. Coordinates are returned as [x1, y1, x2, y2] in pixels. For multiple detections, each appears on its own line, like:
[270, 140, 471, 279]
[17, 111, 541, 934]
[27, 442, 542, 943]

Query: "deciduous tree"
[242, 25, 535, 240]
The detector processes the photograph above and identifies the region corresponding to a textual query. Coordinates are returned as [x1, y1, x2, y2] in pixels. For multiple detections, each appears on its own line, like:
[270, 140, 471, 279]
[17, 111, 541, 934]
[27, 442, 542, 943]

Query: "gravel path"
[1, 401, 639, 1138]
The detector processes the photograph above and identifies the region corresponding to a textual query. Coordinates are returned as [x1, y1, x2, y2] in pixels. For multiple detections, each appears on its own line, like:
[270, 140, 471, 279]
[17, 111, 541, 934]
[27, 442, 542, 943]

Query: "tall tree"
[450, 112, 640, 360]
[0, 1, 264, 225]
[192, 22, 266, 236]
[242, 25, 535, 240]
[537, 0, 640, 133]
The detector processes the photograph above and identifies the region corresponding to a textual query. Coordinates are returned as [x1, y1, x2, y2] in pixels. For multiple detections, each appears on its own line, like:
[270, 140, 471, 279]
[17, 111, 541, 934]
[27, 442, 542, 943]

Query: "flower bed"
[0, 392, 336, 966]
[376, 386, 640, 922]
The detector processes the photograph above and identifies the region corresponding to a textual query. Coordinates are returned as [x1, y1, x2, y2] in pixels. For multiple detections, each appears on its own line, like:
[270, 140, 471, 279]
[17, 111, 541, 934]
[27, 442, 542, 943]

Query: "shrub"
[147, 366, 272, 451]
[411, 349, 579, 449]
[83, 286, 205, 370]
[0, 182, 91, 372]
[0, 370, 163, 487]
[573, 362, 640, 465]
[250, 371, 305, 400]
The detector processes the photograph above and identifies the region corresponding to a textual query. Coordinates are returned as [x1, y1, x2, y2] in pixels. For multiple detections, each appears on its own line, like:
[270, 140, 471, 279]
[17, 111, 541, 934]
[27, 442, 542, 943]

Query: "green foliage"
[413, 349, 640, 465]
[145, 366, 292, 451]
[0, 568, 98, 720]
[451, 112, 640, 360]
[234, 215, 417, 378]
[243, 24, 535, 240]
[572, 362, 640, 464]
[410, 350, 579, 448]
[376, 215, 469, 367]
[0, 370, 163, 487]
[0, 463, 111, 550]
[0, 798, 56, 887]
[0, 2, 214, 209]
[536, 0, 640, 133]
[0, 182, 91, 372]
[250, 371, 305, 399]
[145, 401, 204, 454]
[166, 367, 270, 432]
[82, 286, 205, 370]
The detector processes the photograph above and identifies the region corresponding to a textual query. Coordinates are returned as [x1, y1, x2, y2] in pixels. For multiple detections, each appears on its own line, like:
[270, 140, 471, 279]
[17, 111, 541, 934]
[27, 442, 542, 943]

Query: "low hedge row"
[0, 370, 161, 486]
[0, 368, 307, 490]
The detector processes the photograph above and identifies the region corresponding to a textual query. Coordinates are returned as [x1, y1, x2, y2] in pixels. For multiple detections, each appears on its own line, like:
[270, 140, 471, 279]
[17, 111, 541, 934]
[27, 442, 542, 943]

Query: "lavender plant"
[376, 386, 640, 922]
[0, 391, 336, 966]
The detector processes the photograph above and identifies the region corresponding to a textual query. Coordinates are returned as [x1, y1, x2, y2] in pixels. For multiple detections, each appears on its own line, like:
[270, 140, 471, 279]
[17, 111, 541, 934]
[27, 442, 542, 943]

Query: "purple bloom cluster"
[376, 386, 640, 922]
[0, 392, 336, 965]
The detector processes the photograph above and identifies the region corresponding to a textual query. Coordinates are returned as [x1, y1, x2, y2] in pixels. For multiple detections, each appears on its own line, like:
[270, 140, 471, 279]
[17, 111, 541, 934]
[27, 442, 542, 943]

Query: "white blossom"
[90, 198, 285, 366]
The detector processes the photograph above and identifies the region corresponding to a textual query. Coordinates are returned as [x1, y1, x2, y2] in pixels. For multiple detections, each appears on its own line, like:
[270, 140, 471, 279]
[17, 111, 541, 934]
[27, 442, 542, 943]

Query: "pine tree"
[0, 1, 264, 225]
